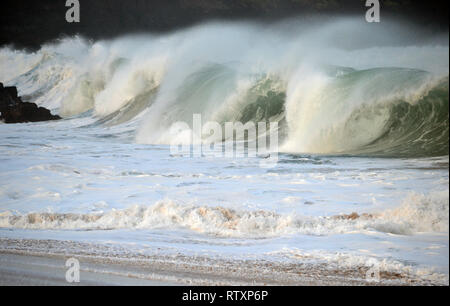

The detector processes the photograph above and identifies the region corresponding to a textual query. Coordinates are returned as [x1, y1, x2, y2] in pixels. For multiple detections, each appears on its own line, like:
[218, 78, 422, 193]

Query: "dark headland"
[1, 0, 449, 50]
[0, 83, 61, 123]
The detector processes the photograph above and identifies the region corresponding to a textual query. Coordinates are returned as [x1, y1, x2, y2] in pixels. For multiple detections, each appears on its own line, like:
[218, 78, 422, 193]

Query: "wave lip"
[283, 68, 449, 157]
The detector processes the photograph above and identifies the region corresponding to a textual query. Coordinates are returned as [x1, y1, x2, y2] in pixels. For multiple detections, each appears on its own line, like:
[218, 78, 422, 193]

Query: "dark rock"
[0, 83, 21, 109]
[0, 83, 61, 124]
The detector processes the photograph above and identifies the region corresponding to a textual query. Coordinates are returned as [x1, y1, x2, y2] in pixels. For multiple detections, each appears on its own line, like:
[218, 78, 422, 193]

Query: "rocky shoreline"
[0, 83, 61, 124]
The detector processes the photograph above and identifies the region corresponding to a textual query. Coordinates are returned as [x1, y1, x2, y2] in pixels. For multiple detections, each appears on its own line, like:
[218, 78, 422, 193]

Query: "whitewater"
[0, 17, 448, 285]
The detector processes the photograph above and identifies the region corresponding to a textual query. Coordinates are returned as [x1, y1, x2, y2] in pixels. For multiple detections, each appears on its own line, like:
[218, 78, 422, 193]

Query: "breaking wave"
[0, 18, 448, 157]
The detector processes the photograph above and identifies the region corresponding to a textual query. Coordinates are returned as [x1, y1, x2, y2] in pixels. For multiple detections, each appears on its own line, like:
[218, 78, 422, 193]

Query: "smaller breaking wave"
[1, 191, 447, 237]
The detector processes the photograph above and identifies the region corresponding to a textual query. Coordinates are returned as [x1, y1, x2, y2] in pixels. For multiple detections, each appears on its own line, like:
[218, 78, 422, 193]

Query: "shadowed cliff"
[1, 0, 449, 50]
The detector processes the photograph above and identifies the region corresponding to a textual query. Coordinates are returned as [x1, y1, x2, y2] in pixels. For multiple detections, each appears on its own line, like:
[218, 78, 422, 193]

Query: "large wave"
[0, 18, 448, 157]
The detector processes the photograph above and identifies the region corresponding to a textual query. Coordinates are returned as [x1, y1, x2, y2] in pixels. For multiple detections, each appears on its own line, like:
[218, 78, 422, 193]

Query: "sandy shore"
[0, 238, 438, 286]
[0, 252, 178, 286]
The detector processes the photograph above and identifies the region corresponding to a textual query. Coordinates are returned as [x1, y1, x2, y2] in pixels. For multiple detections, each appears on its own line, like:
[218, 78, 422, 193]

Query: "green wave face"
[209, 67, 449, 158]
[357, 78, 449, 157]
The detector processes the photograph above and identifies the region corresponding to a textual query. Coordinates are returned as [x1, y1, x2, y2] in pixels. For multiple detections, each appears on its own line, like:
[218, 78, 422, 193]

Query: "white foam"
[277, 248, 449, 285]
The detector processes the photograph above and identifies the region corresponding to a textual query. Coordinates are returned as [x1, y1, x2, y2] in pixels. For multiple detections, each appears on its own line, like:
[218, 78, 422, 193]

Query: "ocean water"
[0, 18, 449, 284]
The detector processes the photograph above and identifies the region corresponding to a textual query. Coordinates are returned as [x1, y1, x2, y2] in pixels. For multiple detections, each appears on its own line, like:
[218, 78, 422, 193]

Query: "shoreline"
[0, 238, 442, 286]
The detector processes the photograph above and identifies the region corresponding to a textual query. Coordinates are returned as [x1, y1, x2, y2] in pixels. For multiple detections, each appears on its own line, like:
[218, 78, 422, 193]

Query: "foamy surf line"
[1, 191, 448, 237]
[0, 238, 447, 286]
